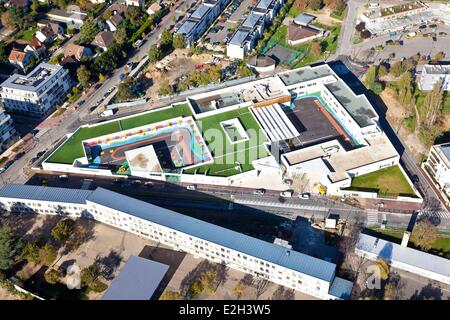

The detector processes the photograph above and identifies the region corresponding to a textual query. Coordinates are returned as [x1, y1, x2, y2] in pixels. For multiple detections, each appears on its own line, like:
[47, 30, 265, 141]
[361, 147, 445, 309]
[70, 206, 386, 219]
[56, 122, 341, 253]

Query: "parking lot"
[353, 23, 450, 63]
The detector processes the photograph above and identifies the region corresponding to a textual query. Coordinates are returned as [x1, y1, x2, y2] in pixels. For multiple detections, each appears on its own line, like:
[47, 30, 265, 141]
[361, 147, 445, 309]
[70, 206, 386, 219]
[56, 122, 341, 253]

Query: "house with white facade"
[0, 111, 18, 153]
[176, 0, 230, 47]
[0, 184, 354, 300]
[8, 49, 33, 72]
[423, 142, 450, 196]
[227, 0, 284, 59]
[417, 64, 450, 91]
[0, 63, 71, 118]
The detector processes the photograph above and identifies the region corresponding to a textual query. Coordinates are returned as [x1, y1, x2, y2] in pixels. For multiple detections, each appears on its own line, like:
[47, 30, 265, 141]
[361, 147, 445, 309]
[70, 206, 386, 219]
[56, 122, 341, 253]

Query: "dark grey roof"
[229, 30, 249, 46]
[0, 184, 92, 204]
[439, 143, 450, 162]
[102, 256, 169, 300]
[242, 13, 263, 29]
[87, 188, 337, 282]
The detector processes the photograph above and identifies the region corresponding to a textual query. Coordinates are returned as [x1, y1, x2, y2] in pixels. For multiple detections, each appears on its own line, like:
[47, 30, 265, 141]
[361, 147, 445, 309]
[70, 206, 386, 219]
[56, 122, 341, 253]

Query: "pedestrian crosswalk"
[366, 210, 379, 226]
[418, 209, 450, 220]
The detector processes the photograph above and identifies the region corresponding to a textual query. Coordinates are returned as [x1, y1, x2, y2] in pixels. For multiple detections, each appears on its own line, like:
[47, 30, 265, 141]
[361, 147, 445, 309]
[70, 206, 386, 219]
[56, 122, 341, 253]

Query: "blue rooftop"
[87, 187, 337, 283]
[102, 256, 169, 300]
[0, 184, 92, 204]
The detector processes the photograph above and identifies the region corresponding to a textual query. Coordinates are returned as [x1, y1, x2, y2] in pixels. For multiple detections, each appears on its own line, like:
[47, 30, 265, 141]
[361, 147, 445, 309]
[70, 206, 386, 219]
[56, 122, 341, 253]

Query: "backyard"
[349, 165, 417, 197]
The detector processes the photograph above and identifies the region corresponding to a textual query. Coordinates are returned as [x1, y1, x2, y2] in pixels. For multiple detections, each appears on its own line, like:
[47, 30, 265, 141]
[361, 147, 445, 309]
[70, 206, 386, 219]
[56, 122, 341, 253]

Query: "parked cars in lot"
[254, 189, 265, 195]
[280, 190, 293, 198]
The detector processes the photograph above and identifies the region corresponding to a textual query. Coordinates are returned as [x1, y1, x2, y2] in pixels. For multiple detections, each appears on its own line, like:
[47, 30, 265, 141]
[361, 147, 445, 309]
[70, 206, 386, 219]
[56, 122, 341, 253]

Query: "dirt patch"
[380, 88, 427, 158]
[304, 8, 342, 25]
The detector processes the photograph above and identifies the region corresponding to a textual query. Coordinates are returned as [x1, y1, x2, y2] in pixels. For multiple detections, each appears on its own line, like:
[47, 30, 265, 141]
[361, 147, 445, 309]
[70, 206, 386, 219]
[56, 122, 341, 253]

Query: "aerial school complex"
[42, 64, 418, 198]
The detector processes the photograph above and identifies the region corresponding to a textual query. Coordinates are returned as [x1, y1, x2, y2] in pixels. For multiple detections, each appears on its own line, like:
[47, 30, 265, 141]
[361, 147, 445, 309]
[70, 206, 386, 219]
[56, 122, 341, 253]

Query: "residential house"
[24, 38, 47, 57]
[108, 3, 128, 15]
[125, 0, 144, 7]
[91, 31, 115, 51]
[287, 23, 323, 46]
[45, 6, 88, 30]
[64, 44, 92, 61]
[106, 14, 124, 32]
[423, 142, 450, 196]
[7, 0, 30, 9]
[35, 23, 63, 44]
[147, 2, 162, 15]
[8, 49, 33, 72]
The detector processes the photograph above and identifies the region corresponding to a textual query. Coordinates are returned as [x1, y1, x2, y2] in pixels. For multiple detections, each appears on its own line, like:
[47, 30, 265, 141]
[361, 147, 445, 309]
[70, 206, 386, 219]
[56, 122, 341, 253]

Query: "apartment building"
[0, 111, 19, 153]
[176, 0, 230, 47]
[423, 143, 450, 195]
[417, 64, 450, 91]
[0, 63, 71, 118]
[0, 184, 353, 300]
[227, 0, 284, 59]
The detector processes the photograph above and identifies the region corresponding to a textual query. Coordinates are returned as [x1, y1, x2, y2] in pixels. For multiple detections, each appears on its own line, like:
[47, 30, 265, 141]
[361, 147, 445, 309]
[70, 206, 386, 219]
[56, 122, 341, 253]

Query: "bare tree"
[423, 81, 444, 128]
[254, 278, 271, 299]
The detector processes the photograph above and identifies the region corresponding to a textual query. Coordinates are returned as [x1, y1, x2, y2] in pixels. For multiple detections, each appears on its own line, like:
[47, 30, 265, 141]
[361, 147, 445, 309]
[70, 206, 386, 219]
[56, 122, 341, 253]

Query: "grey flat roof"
[177, 19, 197, 35]
[278, 65, 334, 86]
[191, 4, 210, 20]
[102, 256, 169, 300]
[229, 29, 249, 46]
[329, 277, 353, 299]
[294, 13, 316, 25]
[325, 80, 376, 128]
[243, 13, 263, 29]
[87, 187, 337, 282]
[0, 184, 92, 204]
[256, 0, 273, 10]
[356, 233, 450, 279]
[0, 62, 64, 92]
[439, 143, 450, 163]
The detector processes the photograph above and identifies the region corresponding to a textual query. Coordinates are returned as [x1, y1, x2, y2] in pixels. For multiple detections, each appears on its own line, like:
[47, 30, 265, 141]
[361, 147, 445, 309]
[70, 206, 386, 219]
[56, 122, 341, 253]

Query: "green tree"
[377, 64, 388, 78]
[44, 269, 61, 284]
[0, 225, 18, 271]
[173, 34, 186, 49]
[384, 283, 396, 300]
[389, 61, 403, 77]
[160, 291, 182, 300]
[308, 0, 322, 11]
[52, 0, 68, 10]
[115, 26, 128, 45]
[21, 240, 41, 264]
[78, 18, 99, 45]
[40, 244, 57, 266]
[423, 81, 444, 128]
[81, 264, 102, 287]
[77, 65, 91, 88]
[187, 280, 203, 299]
[233, 282, 246, 300]
[200, 269, 218, 295]
[51, 219, 75, 243]
[160, 30, 173, 51]
[148, 45, 161, 64]
[116, 78, 136, 102]
[158, 81, 173, 96]
[434, 51, 445, 61]
[375, 259, 390, 281]
[0, 42, 8, 65]
[397, 72, 414, 106]
[411, 219, 437, 251]
[31, 0, 39, 15]
[364, 65, 377, 88]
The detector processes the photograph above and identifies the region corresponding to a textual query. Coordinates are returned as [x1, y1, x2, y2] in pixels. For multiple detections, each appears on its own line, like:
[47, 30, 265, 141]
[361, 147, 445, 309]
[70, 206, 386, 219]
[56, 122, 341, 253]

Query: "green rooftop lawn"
[47, 103, 192, 164]
[349, 165, 417, 197]
[183, 108, 269, 177]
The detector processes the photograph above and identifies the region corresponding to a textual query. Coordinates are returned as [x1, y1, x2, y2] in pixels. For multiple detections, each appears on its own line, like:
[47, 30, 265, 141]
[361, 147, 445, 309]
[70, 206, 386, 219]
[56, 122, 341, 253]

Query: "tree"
[77, 65, 91, 88]
[44, 269, 61, 285]
[0, 225, 18, 270]
[51, 219, 75, 243]
[233, 282, 246, 300]
[308, 0, 322, 10]
[434, 51, 445, 61]
[148, 45, 161, 64]
[115, 26, 128, 45]
[81, 263, 103, 288]
[53, 0, 68, 10]
[160, 291, 182, 300]
[309, 41, 322, 56]
[40, 244, 57, 266]
[187, 280, 203, 299]
[199, 269, 218, 295]
[397, 72, 415, 106]
[389, 61, 403, 77]
[31, 0, 39, 15]
[254, 279, 270, 299]
[160, 30, 173, 51]
[377, 64, 388, 78]
[0, 42, 8, 65]
[78, 18, 99, 45]
[324, 0, 344, 12]
[21, 240, 41, 264]
[1, 11, 16, 29]
[173, 34, 186, 49]
[375, 259, 390, 281]
[116, 78, 136, 102]
[364, 66, 376, 88]
[423, 81, 444, 128]
[384, 283, 396, 300]
[411, 219, 438, 251]
[158, 81, 173, 96]
[237, 64, 253, 78]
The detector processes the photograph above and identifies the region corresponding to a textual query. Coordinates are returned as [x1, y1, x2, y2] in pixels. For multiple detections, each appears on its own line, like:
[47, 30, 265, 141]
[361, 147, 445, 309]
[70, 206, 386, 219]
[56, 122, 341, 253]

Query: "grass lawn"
[183, 108, 269, 177]
[349, 165, 417, 197]
[17, 27, 37, 41]
[47, 103, 192, 164]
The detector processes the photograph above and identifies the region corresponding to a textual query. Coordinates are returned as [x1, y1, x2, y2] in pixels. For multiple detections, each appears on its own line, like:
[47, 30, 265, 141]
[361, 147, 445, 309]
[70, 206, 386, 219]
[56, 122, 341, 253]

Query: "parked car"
[14, 152, 25, 160]
[186, 185, 196, 190]
[299, 193, 310, 199]
[59, 175, 68, 180]
[36, 150, 47, 158]
[119, 73, 126, 81]
[280, 190, 293, 198]
[254, 189, 265, 195]
[0, 160, 14, 174]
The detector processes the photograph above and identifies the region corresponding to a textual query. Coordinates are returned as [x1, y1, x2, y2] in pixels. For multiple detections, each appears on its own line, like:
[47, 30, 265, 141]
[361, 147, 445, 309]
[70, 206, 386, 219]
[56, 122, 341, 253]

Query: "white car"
[299, 193, 310, 199]
[186, 185, 196, 190]
[280, 190, 293, 198]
